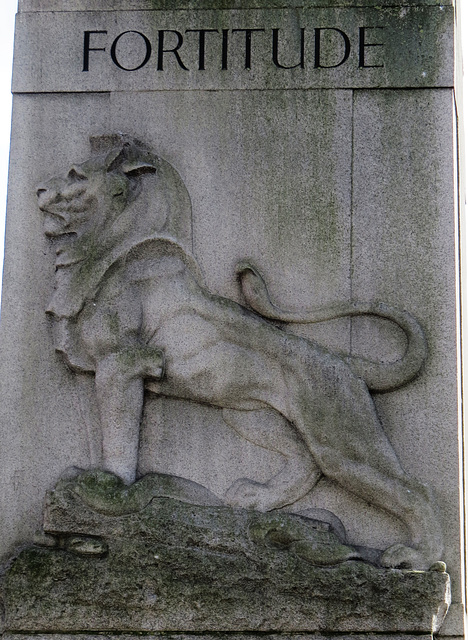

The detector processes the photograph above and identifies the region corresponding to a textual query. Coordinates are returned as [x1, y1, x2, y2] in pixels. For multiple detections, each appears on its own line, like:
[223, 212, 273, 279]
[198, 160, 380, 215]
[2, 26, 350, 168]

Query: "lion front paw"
[224, 478, 279, 511]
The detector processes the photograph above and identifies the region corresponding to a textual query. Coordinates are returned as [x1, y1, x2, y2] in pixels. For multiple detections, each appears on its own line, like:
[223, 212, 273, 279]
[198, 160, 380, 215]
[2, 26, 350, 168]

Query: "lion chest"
[76, 278, 144, 364]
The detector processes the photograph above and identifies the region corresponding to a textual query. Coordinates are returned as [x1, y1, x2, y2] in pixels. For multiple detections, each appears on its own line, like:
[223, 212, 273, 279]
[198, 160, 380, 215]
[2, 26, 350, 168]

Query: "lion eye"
[68, 167, 88, 182]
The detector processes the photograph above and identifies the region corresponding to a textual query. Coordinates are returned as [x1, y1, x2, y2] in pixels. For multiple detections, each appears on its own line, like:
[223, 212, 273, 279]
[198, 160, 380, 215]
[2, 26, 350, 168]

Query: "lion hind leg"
[222, 408, 321, 511]
[315, 445, 443, 569]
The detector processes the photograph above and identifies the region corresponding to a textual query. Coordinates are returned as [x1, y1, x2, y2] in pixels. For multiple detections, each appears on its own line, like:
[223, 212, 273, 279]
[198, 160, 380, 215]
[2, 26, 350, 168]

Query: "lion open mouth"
[41, 203, 80, 238]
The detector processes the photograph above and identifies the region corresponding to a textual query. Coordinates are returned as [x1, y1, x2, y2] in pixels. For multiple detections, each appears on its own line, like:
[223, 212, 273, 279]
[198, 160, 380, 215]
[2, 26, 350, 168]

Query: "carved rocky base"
[2, 472, 450, 636]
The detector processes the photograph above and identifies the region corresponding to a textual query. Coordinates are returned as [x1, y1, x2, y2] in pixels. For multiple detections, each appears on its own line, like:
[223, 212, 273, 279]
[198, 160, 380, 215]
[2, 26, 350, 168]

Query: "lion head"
[38, 133, 194, 319]
[37, 133, 193, 267]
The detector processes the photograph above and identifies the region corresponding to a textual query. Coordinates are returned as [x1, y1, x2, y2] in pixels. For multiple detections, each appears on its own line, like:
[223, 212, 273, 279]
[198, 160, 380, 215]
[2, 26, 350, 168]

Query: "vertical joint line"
[350, 89, 355, 357]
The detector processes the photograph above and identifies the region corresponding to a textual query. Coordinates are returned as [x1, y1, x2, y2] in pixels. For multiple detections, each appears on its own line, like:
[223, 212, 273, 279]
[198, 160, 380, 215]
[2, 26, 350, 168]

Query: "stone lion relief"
[37, 133, 442, 571]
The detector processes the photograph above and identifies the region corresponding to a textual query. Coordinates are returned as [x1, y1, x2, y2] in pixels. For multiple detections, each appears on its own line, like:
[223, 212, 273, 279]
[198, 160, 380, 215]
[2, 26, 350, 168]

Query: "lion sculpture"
[37, 133, 442, 570]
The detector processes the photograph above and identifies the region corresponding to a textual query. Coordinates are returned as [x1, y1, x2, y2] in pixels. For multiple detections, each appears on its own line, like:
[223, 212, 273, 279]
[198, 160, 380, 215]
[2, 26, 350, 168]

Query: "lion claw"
[225, 478, 276, 511]
[380, 543, 435, 571]
[66, 535, 108, 557]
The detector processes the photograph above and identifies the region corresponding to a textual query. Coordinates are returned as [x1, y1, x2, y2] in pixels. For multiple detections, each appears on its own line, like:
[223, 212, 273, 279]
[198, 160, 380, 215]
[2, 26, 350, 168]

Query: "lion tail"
[236, 261, 427, 393]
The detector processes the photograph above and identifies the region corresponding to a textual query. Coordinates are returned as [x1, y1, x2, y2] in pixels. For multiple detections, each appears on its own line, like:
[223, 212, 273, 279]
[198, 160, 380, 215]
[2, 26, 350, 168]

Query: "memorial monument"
[0, 1, 463, 639]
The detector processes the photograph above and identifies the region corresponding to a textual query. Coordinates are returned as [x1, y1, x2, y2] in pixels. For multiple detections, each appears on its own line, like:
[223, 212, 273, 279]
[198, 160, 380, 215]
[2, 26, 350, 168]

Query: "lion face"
[38, 134, 195, 273]
[37, 137, 159, 265]
[38, 159, 137, 240]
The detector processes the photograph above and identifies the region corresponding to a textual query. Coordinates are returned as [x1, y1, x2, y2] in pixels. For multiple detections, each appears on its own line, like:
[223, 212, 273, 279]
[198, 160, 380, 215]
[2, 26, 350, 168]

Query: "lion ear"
[121, 160, 157, 178]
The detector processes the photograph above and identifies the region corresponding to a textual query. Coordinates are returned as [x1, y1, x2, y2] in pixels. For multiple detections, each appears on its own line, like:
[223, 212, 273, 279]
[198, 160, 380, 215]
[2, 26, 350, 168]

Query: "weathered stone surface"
[0, 88, 353, 564]
[29, 131, 442, 573]
[18, 0, 455, 11]
[438, 602, 466, 636]
[351, 88, 461, 596]
[4, 472, 450, 635]
[1, 635, 436, 640]
[0, 93, 113, 563]
[13, 6, 453, 92]
[0, 0, 462, 635]
[3, 547, 452, 635]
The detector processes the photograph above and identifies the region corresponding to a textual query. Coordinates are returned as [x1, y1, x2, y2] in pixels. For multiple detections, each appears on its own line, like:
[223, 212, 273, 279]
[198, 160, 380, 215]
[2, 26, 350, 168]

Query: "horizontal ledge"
[12, 85, 456, 94]
[18, 2, 456, 13]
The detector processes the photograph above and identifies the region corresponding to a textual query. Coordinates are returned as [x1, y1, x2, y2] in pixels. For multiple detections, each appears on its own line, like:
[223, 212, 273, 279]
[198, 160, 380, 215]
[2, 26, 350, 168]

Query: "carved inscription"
[83, 26, 384, 72]
[13, 7, 452, 92]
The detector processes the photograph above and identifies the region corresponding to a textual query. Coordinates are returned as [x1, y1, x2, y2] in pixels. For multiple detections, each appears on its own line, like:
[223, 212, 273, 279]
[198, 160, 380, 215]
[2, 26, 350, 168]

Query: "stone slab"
[4, 545, 450, 633]
[12, 6, 454, 93]
[18, 1, 456, 11]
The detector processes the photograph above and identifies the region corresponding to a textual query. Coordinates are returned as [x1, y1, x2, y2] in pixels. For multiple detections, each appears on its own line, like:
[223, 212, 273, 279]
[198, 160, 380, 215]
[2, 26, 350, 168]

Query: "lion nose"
[36, 185, 47, 198]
